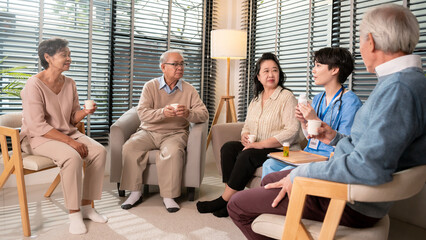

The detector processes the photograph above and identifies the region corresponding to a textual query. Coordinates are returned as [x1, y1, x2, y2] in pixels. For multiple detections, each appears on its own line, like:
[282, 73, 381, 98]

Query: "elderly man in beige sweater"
[119, 49, 208, 212]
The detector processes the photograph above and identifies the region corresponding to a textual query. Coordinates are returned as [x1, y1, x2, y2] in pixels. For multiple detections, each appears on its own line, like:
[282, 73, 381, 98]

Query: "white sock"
[122, 191, 142, 206]
[163, 198, 180, 209]
[69, 211, 87, 235]
[81, 205, 108, 223]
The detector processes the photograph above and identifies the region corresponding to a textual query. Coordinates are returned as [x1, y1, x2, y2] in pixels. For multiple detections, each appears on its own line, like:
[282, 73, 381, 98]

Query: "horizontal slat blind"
[277, 0, 310, 99]
[89, 0, 111, 142]
[307, 0, 332, 99]
[238, 0, 253, 121]
[111, 0, 206, 123]
[0, 0, 112, 144]
[132, 0, 168, 108]
[111, 0, 132, 120]
[0, 0, 39, 112]
[242, 0, 426, 117]
[170, 0, 204, 91]
[410, 0, 426, 73]
[202, 0, 217, 126]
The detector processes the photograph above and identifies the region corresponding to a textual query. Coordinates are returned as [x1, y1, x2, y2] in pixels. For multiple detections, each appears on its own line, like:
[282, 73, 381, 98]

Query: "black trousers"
[220, 141, 281, 191]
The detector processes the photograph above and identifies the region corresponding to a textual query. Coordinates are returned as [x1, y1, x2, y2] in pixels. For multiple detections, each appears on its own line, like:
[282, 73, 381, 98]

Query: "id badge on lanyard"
[308, 138, 320, 150]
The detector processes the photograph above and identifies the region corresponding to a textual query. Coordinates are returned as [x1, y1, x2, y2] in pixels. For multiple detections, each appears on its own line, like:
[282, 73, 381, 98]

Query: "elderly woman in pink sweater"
[20, 38, 107, 235]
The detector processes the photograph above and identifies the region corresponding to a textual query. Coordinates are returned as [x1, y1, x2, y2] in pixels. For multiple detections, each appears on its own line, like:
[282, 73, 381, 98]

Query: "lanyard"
[317, 87, 343, 121]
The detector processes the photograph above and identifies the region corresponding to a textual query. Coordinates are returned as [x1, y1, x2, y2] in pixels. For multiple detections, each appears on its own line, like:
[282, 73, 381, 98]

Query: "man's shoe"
[163, 198, 180, 213]
[165, 207, 180, 213]
[121, 196, 143, 210]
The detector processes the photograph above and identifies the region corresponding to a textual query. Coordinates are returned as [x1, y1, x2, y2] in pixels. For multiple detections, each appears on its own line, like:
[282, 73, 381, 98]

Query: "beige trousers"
[119, 130, 188, 198]
[22, 135, 106, 210]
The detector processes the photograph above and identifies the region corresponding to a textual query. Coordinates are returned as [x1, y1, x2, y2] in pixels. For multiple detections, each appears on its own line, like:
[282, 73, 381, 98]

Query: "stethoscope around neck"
[315, 86, 344, 127]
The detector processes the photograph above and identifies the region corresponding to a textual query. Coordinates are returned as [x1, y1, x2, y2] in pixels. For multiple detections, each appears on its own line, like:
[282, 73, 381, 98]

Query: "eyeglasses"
[164, 62, 187, 68]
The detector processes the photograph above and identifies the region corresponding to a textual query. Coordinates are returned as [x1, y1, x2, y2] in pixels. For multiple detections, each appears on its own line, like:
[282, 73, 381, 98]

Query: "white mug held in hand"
[298, 93, 308, 106]
[248, 134, 256, 143]
[307, 120, 322, 135]
[170, 103, 179, 110]
[85, 100, 95, 110]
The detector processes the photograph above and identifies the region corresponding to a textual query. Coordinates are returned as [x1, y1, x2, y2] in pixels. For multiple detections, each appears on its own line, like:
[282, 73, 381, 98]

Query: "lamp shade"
[211, 29, 247, 59]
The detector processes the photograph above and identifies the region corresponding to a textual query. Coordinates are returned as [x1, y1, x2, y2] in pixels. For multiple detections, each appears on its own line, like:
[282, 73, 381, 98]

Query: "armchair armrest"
[185, 121, 208, 187]
[282, 165, 426, 240]
[349, 165, 426, 203]
[283, 177, 348, 240]
[109, 107, 140, 183]
[110, 107, 140, 141]
[211, 122, 244, 174]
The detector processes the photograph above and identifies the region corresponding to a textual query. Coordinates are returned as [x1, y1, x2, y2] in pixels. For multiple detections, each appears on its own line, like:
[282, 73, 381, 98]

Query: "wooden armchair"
[251, 165, 426, 240]
[0, 112, 86, 237]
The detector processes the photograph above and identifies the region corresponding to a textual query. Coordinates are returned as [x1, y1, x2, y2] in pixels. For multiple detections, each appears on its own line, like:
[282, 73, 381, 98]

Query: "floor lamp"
[206, 29, 247, 148]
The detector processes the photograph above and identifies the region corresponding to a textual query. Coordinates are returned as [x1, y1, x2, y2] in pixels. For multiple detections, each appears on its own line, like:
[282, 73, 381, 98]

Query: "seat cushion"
[22, 153, 56, 171]
[148, 150, 158, 164]
[252, 213, 389, 240]
[254, 167, 263, 177]
[1, 151, 56, 171]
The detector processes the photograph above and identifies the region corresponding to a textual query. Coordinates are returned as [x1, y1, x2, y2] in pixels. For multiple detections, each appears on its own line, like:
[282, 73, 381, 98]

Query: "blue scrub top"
[304, 90, 362, 157]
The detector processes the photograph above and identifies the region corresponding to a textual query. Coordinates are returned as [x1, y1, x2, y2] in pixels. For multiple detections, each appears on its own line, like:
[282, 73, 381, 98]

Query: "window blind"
[410, 0, 426, 72]
[238, 0, 255, 121]
[277, 0, 310, 99]
[0, 0, 112, 143]
[0, 0, 39, 112]
[110, 0, 209, 124]
[307, 0, 333, 98]
[240, 0, 426, 119]
[203, 0, 217, 125]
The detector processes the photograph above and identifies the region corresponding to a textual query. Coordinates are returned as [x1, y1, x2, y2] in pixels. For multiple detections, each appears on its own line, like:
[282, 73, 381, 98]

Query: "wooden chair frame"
[279, 164, 426, 240]
[0, 121, 86, 237]
[282, 177, 348, 240]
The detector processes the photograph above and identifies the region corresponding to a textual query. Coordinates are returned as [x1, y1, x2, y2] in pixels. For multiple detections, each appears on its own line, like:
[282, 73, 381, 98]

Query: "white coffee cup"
[85, 100, 95, 110]
[248, 134, 256, 143]
[170, 103, 179, 110]
[298, 93, 308, 106]
[307, 120, 322, 135]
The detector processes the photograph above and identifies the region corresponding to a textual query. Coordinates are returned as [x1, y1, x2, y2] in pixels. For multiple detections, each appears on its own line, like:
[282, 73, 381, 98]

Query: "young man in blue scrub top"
[262, 47, 362, 178]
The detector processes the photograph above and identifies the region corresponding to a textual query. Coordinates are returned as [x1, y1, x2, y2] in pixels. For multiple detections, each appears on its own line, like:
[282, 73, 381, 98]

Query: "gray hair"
[159, 49, 184, 69]
[38, 38, 69, 69]
[360, 4, 419, 54]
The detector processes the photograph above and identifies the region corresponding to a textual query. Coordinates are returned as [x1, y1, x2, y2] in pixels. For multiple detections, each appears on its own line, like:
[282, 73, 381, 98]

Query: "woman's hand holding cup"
[248, 134, 256, 143]
[241, 133, 250, 146]
[295, 105, 307, 126]
[84, 100, 96, 115]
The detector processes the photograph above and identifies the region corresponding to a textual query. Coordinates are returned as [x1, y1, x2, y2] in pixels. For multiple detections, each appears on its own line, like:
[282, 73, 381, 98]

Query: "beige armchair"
[251, 164, 426, 240]
[109, 107, 207, 201]
[211, 122, 306, 188]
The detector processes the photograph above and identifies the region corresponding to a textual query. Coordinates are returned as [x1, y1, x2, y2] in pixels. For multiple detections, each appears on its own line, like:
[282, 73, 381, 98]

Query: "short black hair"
[253, 52, 288, 99]
[38, 38, 69, 69]
[313, 47, 354, 84]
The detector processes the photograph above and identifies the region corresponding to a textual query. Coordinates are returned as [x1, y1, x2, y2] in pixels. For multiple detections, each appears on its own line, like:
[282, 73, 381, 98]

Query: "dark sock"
[213, 206, 229, 218]
[196, 196, 227, 213]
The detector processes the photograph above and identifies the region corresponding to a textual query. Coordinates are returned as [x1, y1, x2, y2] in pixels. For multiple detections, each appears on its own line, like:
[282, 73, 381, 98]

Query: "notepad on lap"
[267, 151, 328, 166]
